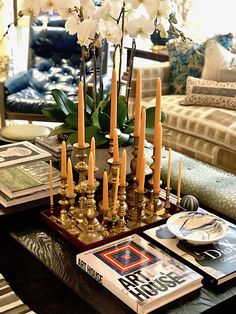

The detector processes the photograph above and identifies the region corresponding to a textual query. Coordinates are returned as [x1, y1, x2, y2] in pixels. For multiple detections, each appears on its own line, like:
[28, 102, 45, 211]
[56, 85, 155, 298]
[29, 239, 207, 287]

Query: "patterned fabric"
[0, 273, 35, 313]
[142, 95, 236, 153]
[201, 39, 236, 82]
[160, 149, 236, 221]
[162, 127, 236, 174]
[167, 33, 233, 95]
[181, 76, 236, 110]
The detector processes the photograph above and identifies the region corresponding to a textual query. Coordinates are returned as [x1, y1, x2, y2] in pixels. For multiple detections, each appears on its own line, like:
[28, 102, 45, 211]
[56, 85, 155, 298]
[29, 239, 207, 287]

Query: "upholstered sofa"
[130, 39, 236, 175]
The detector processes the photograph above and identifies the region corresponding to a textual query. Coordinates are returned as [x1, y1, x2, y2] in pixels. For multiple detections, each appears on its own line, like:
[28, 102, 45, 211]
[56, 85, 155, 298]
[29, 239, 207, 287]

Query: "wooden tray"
[41, 199, 180, 252]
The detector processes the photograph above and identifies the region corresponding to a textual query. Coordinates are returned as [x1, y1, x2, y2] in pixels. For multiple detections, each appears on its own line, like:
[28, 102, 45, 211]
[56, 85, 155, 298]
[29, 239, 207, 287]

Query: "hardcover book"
[0, 186, 60, 208]
[34, 136, 72, 155]
[144, 216, 236, 286]
[76, 234, 203, 314]
[0, 160, 61, 198]
[0, 141, 52, 168]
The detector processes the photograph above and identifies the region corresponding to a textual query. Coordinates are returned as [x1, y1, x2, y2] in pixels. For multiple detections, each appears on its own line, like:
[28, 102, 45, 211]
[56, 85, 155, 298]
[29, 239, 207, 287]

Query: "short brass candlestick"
[127, 189, 147, 229]
[164, 187, 172, 217]
[145, 190, 165, 223]
[78, 180, 103, 243]
[130, 134, 139, 178]
[57, 176, 71, 229]
[116, 183, 129, 233]
[74, 143, 89, 194]
[67, 193, 80, 236]
[78, 181, 103, 243]
[107, 159, 121, 212]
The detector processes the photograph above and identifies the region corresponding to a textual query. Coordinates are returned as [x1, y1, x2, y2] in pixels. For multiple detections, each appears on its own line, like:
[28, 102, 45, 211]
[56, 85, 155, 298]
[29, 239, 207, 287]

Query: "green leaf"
[65, 112, 77, 129]
[117, 97, 128, 128]
[42, 107, 66, 122]
[92, 107, 101, 129]
[49, 124, 76, 136]
[51, 89, 77, 114]
[146, 107, 155, 129]
[123, 125, 134, 134]
[85, 126, 107, 147]
[86, 94, 93, 114]
[68, 131, 78, 144]
[98, 111, 110, 133]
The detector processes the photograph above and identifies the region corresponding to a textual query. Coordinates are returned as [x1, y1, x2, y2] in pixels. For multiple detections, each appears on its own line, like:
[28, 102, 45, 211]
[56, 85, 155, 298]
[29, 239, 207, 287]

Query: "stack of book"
[0, 160, 61, 207]
[34, 135, 73, 161]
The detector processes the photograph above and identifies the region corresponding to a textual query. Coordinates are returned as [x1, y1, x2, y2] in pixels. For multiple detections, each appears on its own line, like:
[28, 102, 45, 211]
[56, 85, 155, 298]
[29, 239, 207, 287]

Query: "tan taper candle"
[136, 108, 146, 181]
[61, 141, 67, 178]
[67, 158, 74, 198]
[120, 149, 127, 186]
[110, 69, 117, 139]
[154, 78, 162, 147]
[167, 148, 172, 190]
[103, 171, 109, 211]
[78, 81, 85, 148]
[153, 123, 162, 194]
[87, 151, 94, 187]
[112, 168, 120, 215]
[49, 160, 54, 206]
[134, 68, 141, 137]
[113, 128, 119, 163]
[90, 137, 96, 166]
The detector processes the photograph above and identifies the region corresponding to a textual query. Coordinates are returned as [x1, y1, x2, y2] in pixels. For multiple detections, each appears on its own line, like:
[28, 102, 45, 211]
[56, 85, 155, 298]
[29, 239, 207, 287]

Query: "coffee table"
[8, 208, 236, 314]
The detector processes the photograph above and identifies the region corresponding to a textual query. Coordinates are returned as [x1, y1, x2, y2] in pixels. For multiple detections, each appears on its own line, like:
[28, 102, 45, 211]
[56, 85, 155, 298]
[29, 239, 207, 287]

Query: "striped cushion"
[162, 127, 236, 174]
[143, 95, 236, 152]
[0, 274, 35, 314]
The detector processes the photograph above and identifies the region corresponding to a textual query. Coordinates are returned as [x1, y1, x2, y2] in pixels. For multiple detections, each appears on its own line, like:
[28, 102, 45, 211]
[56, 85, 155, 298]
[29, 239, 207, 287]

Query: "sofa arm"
[129, 62, 170, 99]
[4, 71, 30, 95]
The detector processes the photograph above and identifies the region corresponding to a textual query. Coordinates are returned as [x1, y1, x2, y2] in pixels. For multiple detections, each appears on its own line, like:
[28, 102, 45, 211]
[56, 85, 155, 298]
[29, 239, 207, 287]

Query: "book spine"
[76, 255, 138, 313]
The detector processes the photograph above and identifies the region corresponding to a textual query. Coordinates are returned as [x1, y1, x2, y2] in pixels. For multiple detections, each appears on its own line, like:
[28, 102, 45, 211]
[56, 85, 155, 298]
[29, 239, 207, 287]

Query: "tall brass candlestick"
[57, 176, 71, 229]
[130, 133, 139, 178]
[74, 143, 90, 194]
[145, 189, 165, 223]
[116, 183, 129, 233]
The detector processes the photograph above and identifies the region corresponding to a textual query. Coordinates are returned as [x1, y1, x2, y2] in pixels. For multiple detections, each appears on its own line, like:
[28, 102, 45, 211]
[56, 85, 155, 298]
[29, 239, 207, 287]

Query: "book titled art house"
[76, 234, 203, 314]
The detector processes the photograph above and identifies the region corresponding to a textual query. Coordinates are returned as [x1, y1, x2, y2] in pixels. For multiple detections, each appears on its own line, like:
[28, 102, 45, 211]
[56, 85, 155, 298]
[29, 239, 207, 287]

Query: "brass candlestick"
[57, 176, 71, 229]
[67, 193, 80, 236]
[78, 180, 103, 243]
[74, 143, 89, 194]
[127, 189, 147, 229]
[105, 134, 114, 160]
[145, 190, 165, 223]
[164, 187, 172, 217]
[116, 183, 129, 233]
[130, 134, 139, 178]
[107, 159, 121, 212]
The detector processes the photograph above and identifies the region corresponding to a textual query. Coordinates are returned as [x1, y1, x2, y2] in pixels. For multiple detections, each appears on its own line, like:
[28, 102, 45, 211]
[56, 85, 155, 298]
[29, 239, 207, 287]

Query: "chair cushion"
[1, 125, 51, 141]
[143, 94, 236, 152]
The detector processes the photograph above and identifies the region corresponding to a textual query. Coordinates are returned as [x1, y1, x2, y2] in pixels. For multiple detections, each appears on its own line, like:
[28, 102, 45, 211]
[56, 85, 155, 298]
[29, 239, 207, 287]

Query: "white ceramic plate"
[166, 211, 228, 245]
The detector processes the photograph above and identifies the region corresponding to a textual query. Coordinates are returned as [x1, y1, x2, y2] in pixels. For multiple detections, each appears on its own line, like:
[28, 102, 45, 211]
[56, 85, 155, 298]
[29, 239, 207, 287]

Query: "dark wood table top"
[6, 209, 236, 314]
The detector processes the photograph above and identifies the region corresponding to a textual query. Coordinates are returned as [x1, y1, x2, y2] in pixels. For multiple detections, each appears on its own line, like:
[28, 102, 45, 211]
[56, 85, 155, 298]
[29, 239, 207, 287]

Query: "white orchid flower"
[40, 0, 56, 13]
[126, 16, 154, 39]
[54, 0, 80, 18]
[21, 0, 41, 16]
[93, 0, 111, 21]
[77, 18, 97, 46]
[109, 0, 123, 20]
[80, 0, 96, 19]
[155, 0, 173, 20]
[98, 19, 122, 45]
[126, 0, 151, 10]
[65, 15, 81, 35]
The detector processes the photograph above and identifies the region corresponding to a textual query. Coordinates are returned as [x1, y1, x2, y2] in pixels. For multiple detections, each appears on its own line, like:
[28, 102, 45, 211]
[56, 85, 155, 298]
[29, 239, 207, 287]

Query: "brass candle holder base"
[145, 190, 165, 223]
[164, 187, 172, 217]
[127, 189, 147, 229]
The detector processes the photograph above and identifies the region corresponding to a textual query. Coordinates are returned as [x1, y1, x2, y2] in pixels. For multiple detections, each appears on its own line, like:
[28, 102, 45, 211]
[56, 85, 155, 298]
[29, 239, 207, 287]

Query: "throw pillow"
[167, 33, 233, 95]
[181, 76, 236, 110]
[201, 39, 236, 81]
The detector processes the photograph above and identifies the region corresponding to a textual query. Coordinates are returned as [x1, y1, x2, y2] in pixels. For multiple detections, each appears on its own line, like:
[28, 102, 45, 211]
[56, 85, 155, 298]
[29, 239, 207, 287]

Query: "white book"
[76, 234, 203, 314]
[0, 141, 52, 168]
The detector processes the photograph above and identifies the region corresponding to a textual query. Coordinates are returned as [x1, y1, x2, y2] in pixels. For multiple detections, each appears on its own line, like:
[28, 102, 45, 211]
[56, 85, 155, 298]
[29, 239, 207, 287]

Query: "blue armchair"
[0, 13, 108, 127]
